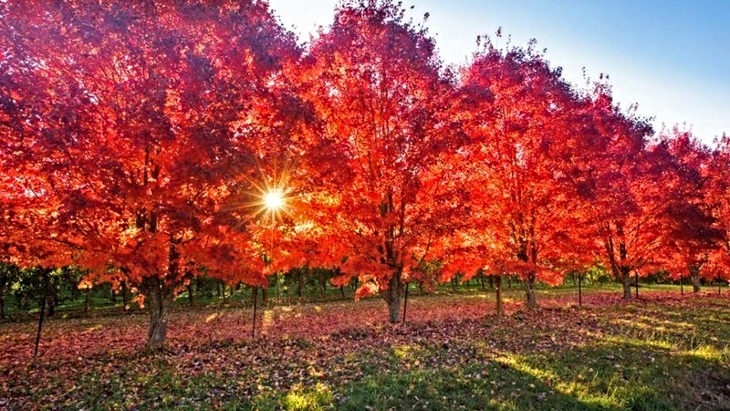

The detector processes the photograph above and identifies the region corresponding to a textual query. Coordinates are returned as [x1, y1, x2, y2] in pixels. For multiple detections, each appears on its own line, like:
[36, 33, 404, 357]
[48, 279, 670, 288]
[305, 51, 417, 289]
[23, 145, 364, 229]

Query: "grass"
[1, 289, 729, 410]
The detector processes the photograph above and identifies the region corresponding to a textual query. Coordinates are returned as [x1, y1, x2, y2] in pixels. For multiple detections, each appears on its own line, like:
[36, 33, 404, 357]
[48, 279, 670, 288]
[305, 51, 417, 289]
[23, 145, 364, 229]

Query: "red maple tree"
[294, 0, 468, 322]
[0, 0, 299, 346]
[454, 38, 594, 310]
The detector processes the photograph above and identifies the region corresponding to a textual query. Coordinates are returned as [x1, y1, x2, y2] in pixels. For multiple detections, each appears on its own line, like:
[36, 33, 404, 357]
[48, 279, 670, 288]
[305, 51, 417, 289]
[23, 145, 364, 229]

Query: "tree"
[0, 0, 298, 347]
[295, 0, 467, 322]
[579, 81, 661, 299]
[707, 135, 730, 283]
[657, 130, 723, 292]
[455, 38, 592, 310]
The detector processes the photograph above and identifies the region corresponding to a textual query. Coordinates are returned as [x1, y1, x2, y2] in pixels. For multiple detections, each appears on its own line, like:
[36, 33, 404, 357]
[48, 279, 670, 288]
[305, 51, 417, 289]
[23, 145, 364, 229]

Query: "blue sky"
[267, 0, 730, 145]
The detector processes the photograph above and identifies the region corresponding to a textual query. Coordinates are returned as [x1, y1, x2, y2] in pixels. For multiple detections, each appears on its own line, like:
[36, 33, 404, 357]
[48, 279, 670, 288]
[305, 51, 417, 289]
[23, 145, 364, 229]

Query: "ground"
[1, 286, 729, 410]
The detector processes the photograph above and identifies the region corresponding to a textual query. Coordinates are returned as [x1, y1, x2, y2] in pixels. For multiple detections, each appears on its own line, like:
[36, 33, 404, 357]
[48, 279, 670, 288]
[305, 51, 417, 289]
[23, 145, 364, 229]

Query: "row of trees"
[1, 0, 729, 347]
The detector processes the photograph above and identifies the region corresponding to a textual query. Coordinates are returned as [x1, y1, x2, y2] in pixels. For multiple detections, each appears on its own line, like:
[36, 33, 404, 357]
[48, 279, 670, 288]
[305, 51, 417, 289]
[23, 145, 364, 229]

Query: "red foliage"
[292, 0, 467, 321]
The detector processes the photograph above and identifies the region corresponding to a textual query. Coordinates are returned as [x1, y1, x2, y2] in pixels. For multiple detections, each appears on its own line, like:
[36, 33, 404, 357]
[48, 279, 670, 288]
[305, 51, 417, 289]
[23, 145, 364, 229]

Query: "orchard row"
[1, 0, 728, 347]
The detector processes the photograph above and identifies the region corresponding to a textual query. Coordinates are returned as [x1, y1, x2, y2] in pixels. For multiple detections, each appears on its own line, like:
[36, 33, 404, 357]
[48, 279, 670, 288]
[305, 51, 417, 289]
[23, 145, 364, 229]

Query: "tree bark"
[45, 294, 56, 317]
[495, 274, 503, 316]
[383, 274, 402, 323]
[402, 282, 409, 325]
[84, 289, 90, 315]
[525, 272, 537, 309]
[689, 267, 701, 293]
[34, 269, 51, 360]
[121, 281, 128, 310]
[620, 266, 632, 300]
[578, 273, 583, 306]
[297, 269, 303, 298]
[187, 283, 194, 306]
[141, 277, 175, 349]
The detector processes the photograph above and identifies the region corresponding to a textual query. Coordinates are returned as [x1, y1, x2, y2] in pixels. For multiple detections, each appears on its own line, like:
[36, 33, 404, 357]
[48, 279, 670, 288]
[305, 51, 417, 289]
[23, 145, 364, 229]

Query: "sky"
[267, 0, 730, 146]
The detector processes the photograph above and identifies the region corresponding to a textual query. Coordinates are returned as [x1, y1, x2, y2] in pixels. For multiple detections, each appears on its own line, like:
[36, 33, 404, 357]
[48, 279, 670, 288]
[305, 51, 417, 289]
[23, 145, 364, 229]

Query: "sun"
[264, 189, 285, 211]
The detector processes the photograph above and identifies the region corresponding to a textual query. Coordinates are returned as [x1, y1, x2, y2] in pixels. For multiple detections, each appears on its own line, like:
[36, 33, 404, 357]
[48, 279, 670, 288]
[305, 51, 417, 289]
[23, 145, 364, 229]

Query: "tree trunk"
[0, 293, 5, 320]
[383, 274, 402, 323]
[34, 269, 51, 360]
[187, 283, 194, 306]
[84, 289, 90, 315]
[141, 277, 175, 349]
[402, 282, 409, 325]
[495, 274, 503, 316]
[340, 285, 345, 298]
[479, 273, 486, 290]
[620, 266, 632, 300]
[680, 275, 684, 295]
[297, 269, 303, 298]
[251, 287, 258, 339]
[45, 294, 56, 317]
[578, 273, 583, 306]
[525, 272, 537, 309]
[689, 267, 701, 293]
[121, 281, 129, 310]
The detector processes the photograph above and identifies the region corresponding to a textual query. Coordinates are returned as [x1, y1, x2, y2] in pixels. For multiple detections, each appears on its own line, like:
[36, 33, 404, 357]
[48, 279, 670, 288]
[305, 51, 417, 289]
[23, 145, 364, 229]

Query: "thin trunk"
[689, 267, 701, 293]
[222, 283, 228, 304]
[251, 287, 258, 339]
[297, 270, 303, 298]
[0, 293, 5, 320]
[187, 283, 194, 306]
[84, 289, 90, 315]
[634, 271, 639, 299]
[578, 273, 583, 306]
[525, 272, 537, 309]
[495, 275, 503, 316]
[45, 294, 55, 317]
[121, 281, 128, 310]
[479, 273, 486, 291]
[402, 282, 409, 325]
[507, 276, 512, 289]
[488, 274, 494, 289]
[262, 287, 268, 305]
[33, 269, 50, 360]
[620, 266, 632, 300]
[142, 277, 175, 349]
[384, 274, 402, 323]
[680, 275, 684, 295]
[339, 285, 345, 298]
